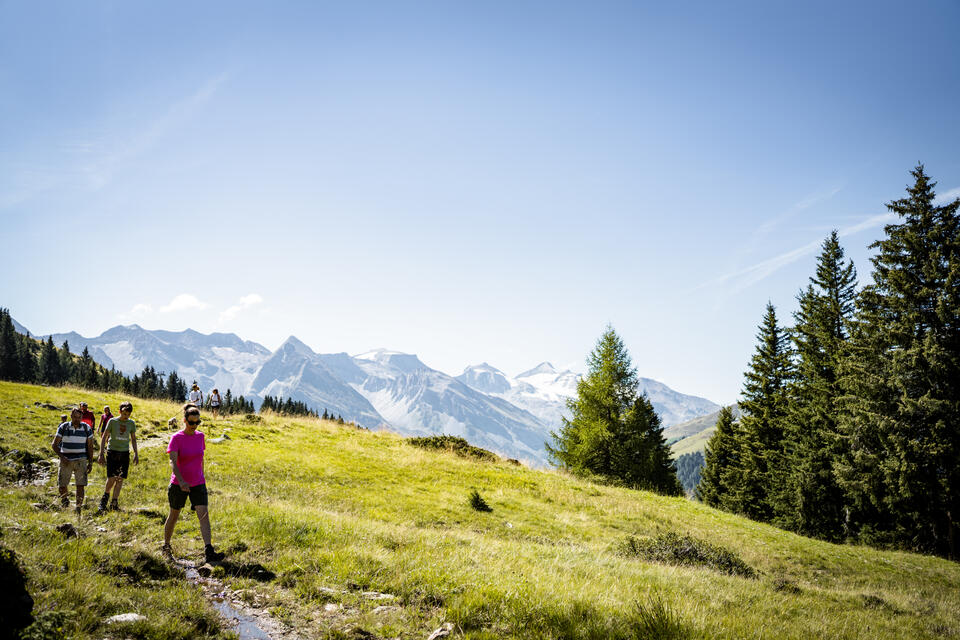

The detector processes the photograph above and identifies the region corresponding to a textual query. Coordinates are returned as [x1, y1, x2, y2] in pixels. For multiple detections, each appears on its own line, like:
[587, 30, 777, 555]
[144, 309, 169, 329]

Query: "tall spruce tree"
[782, 232, 857, 540]
[697, 405, 740, 508]
[548, 326, 681, 495]
[735, 303, 793, 521]
[39, 337, 60, 384]
[0, 309, 21, 381]
[838, 165, 960, 557]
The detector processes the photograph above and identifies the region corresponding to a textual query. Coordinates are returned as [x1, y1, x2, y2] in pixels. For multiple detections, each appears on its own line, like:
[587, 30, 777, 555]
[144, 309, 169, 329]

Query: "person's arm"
[52, 434, 66, 461]
[86, 434, 94, 471]
[131, 431, 139, 464]
[169, 451, 190, 492]
[98, 424, 110, 463]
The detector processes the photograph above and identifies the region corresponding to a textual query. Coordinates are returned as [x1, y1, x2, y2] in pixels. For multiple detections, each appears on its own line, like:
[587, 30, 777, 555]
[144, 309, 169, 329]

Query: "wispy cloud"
[0, 72, 229, 209]
[117, 303, 154, 322]
[694, 212, 896, 294]
[160, 294, 209, 313]
[935, 187, 960, 205]
[217, 294, 264, 326]
[754, 184, 844, 239]
[83, 72, 229, 190]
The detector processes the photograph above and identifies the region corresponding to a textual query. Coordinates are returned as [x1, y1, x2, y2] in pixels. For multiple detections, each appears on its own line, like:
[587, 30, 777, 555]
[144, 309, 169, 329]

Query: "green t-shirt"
[105, 417, 136, 452]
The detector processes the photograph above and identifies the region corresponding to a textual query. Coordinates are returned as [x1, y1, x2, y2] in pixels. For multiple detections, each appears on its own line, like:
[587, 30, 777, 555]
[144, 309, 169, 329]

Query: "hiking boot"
[60, 496, 69, 509]
[109, 499, 120, 512]
[161, 543, 174, 560]
[204, 545, 225, 564]
[98, 494, 109, 513]
[74, 505, 82, 517]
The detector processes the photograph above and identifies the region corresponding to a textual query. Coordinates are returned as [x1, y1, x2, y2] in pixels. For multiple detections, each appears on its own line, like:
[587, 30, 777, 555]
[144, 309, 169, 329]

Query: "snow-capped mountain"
[46, 324, 271, 395]
[457, 362, 721, 432]
[351, 350, 552, 464]
[14, 317, 719, 465]
[246, 336, 384, 428]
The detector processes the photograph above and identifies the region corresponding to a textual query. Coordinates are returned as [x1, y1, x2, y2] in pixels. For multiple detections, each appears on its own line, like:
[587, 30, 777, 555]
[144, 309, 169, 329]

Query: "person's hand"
[86, 461, 93, 472]
[97, 454, 105, 465]
[179, 480, 191, 493]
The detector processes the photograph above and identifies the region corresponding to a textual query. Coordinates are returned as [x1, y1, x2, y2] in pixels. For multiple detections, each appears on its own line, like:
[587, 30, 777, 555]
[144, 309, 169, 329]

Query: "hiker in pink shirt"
[161, 403, 225, 564]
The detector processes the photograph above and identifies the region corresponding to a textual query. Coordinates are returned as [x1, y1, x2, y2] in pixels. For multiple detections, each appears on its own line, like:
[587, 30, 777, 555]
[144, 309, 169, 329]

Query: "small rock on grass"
[371, 605, 400, 615]
[428, 622, 455, 640]
[55, 523, 78, 538]
[323, 603, 340, 614]
[361, 591, 395, 600]
[106, 613, 147, 624]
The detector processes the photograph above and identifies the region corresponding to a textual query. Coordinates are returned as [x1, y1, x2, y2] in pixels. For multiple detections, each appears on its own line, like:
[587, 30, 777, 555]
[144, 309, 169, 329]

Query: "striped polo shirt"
[56, 421, 93, 460]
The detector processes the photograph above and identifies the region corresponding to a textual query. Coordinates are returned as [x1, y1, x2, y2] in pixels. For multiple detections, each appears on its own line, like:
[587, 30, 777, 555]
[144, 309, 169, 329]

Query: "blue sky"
[2, 1, 959, 404]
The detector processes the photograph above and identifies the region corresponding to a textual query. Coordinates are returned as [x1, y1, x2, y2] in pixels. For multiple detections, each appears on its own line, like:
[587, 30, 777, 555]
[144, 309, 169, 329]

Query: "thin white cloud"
[935, 187, 960, 205]
[0, 72, 229, 209]
[754, 184, 844, 238]
[118, 303, 153, 322]
[694, 212, 896, 294]
[160, 294, 209, 313]
[217, 293, 264, 326]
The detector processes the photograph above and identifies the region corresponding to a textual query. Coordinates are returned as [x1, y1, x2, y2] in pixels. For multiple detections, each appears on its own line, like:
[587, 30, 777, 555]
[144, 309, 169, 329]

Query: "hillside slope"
[1, 381, 958, 639]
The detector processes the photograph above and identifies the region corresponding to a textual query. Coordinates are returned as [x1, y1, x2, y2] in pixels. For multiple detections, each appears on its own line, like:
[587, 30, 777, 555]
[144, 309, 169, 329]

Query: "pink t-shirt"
[167, 430, 205, 486]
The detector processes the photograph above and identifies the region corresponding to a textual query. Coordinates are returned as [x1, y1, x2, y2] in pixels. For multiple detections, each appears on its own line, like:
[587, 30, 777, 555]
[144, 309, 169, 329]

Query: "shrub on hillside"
[468, 489, 492, 512]
[407, 435, 498, 461]
[619, 531, 756, 578]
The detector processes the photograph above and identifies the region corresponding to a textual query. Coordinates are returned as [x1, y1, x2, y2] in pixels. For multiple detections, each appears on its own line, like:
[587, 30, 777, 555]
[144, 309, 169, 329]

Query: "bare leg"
[196, 505, 212, 546]
[164, 508, 181, 545]
[104, 476, 117, 495]
[111, 477, 124, 500]
[76, 485, 85, 508]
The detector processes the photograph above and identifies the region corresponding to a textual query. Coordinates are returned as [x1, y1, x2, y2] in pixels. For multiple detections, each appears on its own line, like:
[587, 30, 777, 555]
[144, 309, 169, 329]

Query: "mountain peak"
[278, 335, 315, 356]
[517, 362, 557, 378]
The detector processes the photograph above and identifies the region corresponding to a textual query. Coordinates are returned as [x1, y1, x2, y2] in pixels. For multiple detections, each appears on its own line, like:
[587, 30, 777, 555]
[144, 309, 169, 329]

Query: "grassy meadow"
[1, 380, 958, 639]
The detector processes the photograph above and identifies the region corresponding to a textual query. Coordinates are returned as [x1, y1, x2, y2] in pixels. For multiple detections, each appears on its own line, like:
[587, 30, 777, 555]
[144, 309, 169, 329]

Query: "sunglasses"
[187, 418, 202, 425]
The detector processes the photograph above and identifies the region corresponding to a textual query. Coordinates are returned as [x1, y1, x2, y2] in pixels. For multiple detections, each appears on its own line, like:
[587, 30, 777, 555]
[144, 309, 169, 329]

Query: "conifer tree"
[17, 334, 37, 383]
[735, 303, 793, 521]
[58, 340, 73, 383]
[782, 232, 857, 539]
[0, 309, 21, 381]
[838, 165, 960, 557]
[39, 337, 60, 384]
[548, 325, 682, 495]
[697, 405, 740, 507]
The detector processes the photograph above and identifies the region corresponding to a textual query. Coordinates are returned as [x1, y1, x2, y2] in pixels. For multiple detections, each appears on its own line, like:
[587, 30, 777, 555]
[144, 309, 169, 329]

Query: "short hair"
[70, 407, 82, 416]
[119, 401, 133, 413]
[79, 401, 88, 407]
[183, 403, 201, 418]
[60, 414, 67, 421]
[212, 388, 219, 393]
[103, 406, 111, 412]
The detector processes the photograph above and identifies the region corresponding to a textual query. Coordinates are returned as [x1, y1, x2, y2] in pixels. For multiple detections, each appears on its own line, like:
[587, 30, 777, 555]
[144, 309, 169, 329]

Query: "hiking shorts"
[167, 483, 208, 511]
[58, 459, 89, 487]
[106, 450, 130, 479]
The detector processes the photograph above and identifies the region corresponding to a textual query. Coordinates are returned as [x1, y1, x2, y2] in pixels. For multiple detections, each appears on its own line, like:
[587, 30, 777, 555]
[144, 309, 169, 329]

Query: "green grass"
[1, 381, 959, 639]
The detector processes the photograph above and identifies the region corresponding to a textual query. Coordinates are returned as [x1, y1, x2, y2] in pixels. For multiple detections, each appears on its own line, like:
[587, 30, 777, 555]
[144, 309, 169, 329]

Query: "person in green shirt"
[97, 401, 139, 512]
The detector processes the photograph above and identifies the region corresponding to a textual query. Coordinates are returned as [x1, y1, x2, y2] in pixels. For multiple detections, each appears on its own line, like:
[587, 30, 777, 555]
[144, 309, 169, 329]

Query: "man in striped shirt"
[52, 407, 95, 513]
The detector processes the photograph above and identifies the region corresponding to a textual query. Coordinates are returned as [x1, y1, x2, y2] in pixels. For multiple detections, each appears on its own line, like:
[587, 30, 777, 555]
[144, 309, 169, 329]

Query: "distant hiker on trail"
[97, 401, 139, 513]
[52, 408, 94, 514]
[162, 403, 225, 564]
[78, 402, 96, 429]
[208, 388, 222, 419]
[98, 405, 113, 435]
[188, 383, 203, 407]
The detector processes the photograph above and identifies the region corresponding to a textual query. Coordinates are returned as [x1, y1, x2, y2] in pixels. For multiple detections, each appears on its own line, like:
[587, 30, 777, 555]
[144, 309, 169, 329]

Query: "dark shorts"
[167, 483, 208, 511]
[106, 450, 130, 479]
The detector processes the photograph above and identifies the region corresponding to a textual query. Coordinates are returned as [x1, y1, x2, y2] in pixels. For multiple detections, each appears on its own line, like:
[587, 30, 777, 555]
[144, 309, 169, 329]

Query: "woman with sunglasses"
[162, 403, 225, 564]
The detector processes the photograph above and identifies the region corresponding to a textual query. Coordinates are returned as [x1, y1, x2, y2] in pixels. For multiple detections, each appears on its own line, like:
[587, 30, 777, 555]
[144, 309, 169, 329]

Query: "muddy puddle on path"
[175, 558, 295, 640]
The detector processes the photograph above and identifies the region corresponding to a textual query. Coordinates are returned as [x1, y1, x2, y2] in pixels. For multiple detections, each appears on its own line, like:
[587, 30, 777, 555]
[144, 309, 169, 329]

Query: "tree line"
[697, 165, 960, 559]
[0, 315, 253, 415]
